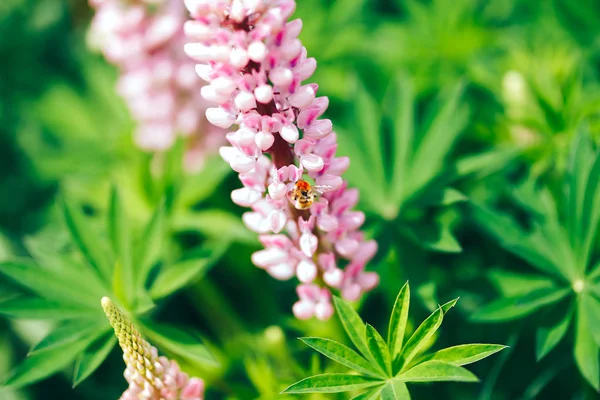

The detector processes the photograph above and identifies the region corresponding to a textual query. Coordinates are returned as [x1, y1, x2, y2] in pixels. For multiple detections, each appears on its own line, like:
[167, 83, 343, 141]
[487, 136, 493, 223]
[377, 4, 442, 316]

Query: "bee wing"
[312, 184, 334, 195]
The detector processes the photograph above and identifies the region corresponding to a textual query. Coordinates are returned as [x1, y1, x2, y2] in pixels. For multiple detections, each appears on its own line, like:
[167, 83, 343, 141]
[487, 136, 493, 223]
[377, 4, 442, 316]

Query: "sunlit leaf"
[332, 296, 371, 361]
[388, 282, 410, 360]
[425, 344, 507, 366]
[366, 324, 391, 376]
[281, 374, 381, 394]
[397, 361, 478, 383]
[380, 380, 410, 400]
[398, 307, 443, 371]
[300, 338, 383, 378]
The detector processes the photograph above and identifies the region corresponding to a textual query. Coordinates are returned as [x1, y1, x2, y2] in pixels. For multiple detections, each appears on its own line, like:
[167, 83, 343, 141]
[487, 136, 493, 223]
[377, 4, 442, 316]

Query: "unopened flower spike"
[184, 0, 379, 320]
[101, 297, 205, 400]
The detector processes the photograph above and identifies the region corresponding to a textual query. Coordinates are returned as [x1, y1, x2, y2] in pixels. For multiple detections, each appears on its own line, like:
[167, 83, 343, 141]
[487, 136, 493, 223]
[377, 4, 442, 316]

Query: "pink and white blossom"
[89, 0, 223, 171]
[183, 0, 379, 319]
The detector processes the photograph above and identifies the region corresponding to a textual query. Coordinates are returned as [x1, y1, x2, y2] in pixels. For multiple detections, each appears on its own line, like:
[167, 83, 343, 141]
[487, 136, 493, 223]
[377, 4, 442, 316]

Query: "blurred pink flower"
[89, 0, 223, 171]
[101, 297, 205, 400]
[184, 0, 378, 319]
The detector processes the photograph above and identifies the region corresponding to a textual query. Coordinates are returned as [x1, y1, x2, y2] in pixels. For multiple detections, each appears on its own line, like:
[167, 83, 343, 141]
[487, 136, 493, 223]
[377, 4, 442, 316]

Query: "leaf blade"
[282, 374, 381, 394]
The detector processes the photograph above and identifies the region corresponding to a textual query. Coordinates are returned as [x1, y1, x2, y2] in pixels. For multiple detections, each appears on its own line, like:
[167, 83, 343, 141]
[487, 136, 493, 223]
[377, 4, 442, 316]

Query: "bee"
[288, 180, 332, 210]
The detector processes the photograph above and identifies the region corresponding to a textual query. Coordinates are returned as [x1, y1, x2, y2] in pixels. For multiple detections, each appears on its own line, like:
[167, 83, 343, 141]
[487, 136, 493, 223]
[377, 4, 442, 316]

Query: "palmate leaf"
[287, 282, 504, 397]
[0, 297, 92, 320]
[282, 374, 381, 394]
[30, 319, 108, 354]
[582, 293, 600, 347]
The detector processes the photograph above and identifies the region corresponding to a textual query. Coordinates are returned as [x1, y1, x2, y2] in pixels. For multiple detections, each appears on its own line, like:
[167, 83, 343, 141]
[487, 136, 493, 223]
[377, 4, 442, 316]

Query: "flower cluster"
[183, 0, 378, 319]
[89, 0, 222, 170]
[101, 297, 205, 400]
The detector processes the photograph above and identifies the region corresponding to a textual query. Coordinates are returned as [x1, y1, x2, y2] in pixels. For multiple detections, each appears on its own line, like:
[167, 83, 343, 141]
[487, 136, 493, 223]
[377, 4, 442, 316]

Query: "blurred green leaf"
[574, 297, 600, 391]
[536, 306, 573, 361]
[150, 239, 229, 299]
[0, 297, 92, 320]
[172, 210, 256, 244]
[108, 186, 134, 307]
[30, 319, 107, 355]
[142, 321, 216, 366]
[471, 287, 570, 322]
[72, 332, 117, 387]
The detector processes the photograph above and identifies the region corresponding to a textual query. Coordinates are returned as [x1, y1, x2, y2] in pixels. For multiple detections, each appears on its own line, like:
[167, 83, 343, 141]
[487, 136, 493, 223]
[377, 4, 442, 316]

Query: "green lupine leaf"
[333, 296, 371, 360]
[397, 361, 478, 383]
[354, 81, 385, 193]
[398, 307, 443, 371]
[61, 198, 113, 282]
[425, 344, 507, 366]
[471, 287, 570, 322]
[440, 298, 458, 314]
[406, 83, 468, 197]
[134, 201, 166, 291]
[582, 293, 600, 347]
[387, 74, 414, 206]
[30, 319, 108, 354]
[0, 297, 92, 320]
[172, 210, 257, 244]
[107, 186, 134, 306]
[452, 148, 518, 179]
[281, 374, 381, 394]
[176, 156, 232, 208]
[419, 188, 467, 207]
[350, 385, 384, 400]
[150, 239, 230, 299]
[380, 380, 411, 399]
[402, 220, 462, 253]
[388, 282, 410, 360]
[470, 203, 562, 278]
[536, 306, 573, 361]
[0, 259, 100, 307]
[520, 364, 564, 400]
[142, 321, 216, 365]
[72, 333, 117, 387]
[487, 269, 555, 297]
[574, 297, 600, 391]
[300, 338, 383, 378]
[366, 324, 392, 376]
[2, 331, 101, 389]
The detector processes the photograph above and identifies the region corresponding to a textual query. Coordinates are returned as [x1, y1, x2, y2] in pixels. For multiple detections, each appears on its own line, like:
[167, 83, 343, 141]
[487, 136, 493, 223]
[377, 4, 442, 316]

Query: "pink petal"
[296, 259, 317, 283]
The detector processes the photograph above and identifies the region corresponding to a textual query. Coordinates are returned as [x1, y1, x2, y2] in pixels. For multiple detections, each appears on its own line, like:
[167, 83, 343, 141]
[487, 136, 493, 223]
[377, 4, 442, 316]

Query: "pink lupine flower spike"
[101, 297, 205, 400]
[89, 0, 223, 170]
[184, 0, 379, 320]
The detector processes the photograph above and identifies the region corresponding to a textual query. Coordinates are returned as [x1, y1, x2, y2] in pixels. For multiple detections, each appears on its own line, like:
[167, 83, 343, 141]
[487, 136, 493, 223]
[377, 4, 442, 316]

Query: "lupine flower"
[183, 0, 379, 319]
[101, 297, 205, 400]
[89, 0, 223, 171]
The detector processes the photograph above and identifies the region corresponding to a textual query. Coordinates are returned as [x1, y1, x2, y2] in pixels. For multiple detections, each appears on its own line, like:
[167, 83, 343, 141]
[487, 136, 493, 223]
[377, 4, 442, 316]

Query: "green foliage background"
[1, 0, 600, 398]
